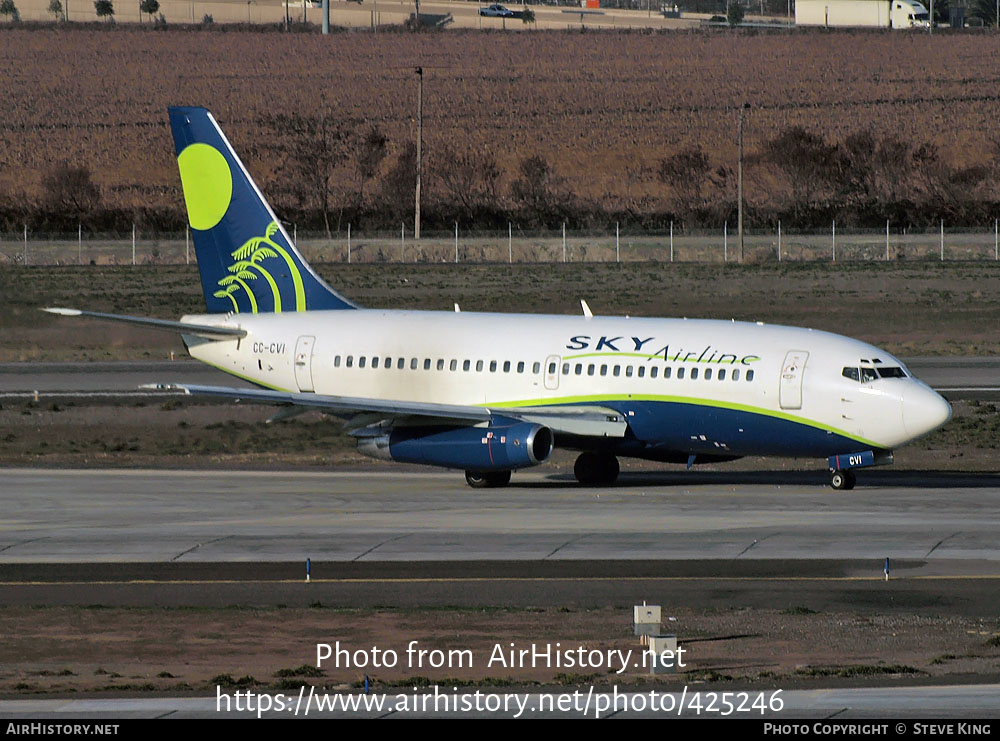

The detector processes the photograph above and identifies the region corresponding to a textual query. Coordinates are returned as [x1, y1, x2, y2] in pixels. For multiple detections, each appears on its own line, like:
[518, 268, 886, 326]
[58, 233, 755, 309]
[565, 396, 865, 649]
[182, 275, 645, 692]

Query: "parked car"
[479, 3, 514, 16]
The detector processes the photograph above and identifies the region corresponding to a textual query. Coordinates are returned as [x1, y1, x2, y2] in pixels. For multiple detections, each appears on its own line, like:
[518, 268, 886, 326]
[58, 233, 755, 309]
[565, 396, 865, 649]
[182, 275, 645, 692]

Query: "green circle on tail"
[177, 143, 233, 231]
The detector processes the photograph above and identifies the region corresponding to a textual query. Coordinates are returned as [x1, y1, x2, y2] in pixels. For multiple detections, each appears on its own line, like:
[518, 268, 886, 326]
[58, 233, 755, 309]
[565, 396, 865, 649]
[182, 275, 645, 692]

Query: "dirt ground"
[2, 605, 999, 696]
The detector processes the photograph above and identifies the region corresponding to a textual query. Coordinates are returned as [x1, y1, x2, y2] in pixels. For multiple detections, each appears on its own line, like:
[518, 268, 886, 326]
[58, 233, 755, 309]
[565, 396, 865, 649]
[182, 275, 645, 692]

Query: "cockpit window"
[842, 367, 860, 381]
[876, 366, 906, 378]
[860, 367, 879, 383]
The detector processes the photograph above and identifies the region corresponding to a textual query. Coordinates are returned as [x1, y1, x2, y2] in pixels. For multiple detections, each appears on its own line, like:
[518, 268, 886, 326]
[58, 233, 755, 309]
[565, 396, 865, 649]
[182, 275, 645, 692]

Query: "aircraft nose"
[901, 384, 952, 438]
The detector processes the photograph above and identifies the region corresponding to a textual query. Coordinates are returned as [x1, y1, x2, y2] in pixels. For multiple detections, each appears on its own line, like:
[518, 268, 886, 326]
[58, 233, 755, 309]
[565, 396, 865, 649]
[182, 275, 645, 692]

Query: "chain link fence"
[2, 221, 999, 266]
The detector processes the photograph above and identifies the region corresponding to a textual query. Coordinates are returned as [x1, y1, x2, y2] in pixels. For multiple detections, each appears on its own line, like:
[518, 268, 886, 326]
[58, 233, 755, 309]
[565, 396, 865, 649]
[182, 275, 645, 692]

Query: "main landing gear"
[574, 451, 619, 486]
[465, 470, 512, 488]
[829, 469, 856, 491]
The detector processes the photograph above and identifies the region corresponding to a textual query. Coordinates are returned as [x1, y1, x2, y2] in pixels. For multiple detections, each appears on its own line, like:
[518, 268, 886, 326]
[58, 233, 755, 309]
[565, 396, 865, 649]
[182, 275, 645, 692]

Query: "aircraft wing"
[43, 308, 245, 341]
[155, 383, 628, 438]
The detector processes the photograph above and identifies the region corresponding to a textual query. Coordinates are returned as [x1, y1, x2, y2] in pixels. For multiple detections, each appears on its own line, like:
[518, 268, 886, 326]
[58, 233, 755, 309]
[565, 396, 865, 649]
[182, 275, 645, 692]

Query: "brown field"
[2, 26, 1000, 228]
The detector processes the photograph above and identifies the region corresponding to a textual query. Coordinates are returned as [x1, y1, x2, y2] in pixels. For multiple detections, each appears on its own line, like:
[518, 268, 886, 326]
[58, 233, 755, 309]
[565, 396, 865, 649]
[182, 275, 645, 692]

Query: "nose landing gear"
[829, 469, 856, 490]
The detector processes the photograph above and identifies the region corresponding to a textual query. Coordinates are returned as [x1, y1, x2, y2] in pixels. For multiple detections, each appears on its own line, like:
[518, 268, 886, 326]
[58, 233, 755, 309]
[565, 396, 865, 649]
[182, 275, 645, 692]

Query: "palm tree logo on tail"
[216, 221, 305, 313]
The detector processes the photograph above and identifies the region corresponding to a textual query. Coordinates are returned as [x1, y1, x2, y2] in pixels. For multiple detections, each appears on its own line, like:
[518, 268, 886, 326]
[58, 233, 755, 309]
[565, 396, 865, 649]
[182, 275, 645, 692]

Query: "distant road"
[0, 358, 994, 399]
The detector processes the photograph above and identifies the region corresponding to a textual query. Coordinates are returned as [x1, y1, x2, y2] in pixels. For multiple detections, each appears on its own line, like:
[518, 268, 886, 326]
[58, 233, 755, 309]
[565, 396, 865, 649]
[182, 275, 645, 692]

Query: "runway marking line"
[3, 575, 1000, 586]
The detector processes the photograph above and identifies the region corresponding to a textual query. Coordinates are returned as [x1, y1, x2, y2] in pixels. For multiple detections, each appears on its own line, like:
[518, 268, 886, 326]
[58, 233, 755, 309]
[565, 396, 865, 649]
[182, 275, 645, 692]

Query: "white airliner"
[45, 107, 952, 490]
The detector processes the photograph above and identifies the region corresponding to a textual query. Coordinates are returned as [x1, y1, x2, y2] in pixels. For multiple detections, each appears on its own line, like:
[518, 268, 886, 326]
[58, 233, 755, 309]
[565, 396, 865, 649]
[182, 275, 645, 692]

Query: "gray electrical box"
[648, 634, 679, 675]
[633, 604, 662, 636]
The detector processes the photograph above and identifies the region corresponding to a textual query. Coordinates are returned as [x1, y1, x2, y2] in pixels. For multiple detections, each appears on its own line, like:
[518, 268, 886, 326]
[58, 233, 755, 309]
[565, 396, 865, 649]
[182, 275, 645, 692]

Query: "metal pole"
[186, 225, 190, 265]
[78, 223, 82, 265]
[777, 220, 781, 262]
[737, 103, 746, 263]
[401, 222, 404, 262]
[322, 0, 329, 33]
[455, 222, 458, 263]
[886, 219, 890, 261]
[940, 219, 944, 261]
[616, 222, 620, 263]
[132, 223, 136, 266]
[724, 221, 727, 263]
[670, 221, 673, 262]
[348, 223, 351, 263]
[832, 219, 836, 262]
[415, 67, 423, 241]
[995, 218, 998, 261]
[562, 222, 566, 263]
[293, 223, 297, 246]
[23, 224, 27, 266]
[508, 222, 512, 264]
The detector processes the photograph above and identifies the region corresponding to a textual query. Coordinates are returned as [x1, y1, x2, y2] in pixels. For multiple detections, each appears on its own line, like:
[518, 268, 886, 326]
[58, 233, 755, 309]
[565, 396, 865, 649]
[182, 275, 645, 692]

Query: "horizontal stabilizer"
[43, 308, 246, 340]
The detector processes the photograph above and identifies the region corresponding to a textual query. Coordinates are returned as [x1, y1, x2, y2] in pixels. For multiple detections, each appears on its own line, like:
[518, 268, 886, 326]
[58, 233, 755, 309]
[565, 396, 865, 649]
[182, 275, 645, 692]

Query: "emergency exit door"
[294, 335, 316, 392]
[779, 350, 808, 410]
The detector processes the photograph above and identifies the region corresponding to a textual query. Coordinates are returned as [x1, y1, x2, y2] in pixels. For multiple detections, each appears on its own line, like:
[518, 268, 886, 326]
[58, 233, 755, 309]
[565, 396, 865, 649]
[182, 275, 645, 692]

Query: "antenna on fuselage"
[581, 299, 593, 318]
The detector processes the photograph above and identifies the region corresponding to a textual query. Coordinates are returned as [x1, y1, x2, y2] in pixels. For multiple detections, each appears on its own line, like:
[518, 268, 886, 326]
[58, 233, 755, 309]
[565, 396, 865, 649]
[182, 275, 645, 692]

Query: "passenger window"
[625, 366, 633, 377]
[587, 364, 595, 376]
[517, 361, 525, 373]
[575, 363, 583, 375]
[385, 357, 392, 370]
[663, 367, 671, 379]
[504, 361, 511, 373]
[334, 356, 341, 368]
[600, 365, 608, 376]
[346, 355, 354, 368]
[410, 358, 418, 370]
[651, 367, 658, 379]
[359, 357, 367, 368]
[561, 363, 569, 375]
[842, 367, 860, 382]
[705, 368, 712, 380]
[677, 367, 685, 379]
[691, 368, 699, 380]
[463, 359, 471, 371]
[477, 360, 484, 372]
[718, 369, 726, 381]
[450, 359, 457, 371]
[613, 365, 621, 377]
[424, 359, 431, 370]
[637, 366, 645, 378]
[491, 361, 499, 373]
[397, 358, 404, 369]
[733, 369, 740, 381]
[533, 362, 541, 374]
[437, 359, 445, 371]
[746, 370, 755, 382]
[371, 357, 379, 369]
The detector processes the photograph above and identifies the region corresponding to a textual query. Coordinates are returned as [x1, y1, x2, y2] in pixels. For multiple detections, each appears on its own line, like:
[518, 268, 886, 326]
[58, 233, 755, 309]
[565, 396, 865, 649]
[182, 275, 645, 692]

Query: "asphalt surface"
[2, 685, 999, 718]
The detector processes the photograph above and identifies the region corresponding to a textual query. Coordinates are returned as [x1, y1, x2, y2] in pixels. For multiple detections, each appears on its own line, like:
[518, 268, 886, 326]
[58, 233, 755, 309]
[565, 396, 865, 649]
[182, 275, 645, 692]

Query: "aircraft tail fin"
[168, 106, 355, 314]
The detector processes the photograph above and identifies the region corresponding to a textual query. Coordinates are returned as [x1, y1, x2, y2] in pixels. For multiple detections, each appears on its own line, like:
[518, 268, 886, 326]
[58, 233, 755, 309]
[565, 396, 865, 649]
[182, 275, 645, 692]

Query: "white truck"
[795, 0, 931, 28]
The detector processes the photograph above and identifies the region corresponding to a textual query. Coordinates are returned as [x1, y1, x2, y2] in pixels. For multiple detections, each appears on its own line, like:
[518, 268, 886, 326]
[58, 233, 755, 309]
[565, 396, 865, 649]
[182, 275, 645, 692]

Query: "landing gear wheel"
[465, 470, 512, 488]
[574, 452, 620, 486]
[830, 470, 856, 491]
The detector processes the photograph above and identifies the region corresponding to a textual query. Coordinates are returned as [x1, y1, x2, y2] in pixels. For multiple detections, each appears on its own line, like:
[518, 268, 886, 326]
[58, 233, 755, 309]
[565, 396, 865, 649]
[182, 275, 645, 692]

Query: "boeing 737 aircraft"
[46, 107, 952, 490]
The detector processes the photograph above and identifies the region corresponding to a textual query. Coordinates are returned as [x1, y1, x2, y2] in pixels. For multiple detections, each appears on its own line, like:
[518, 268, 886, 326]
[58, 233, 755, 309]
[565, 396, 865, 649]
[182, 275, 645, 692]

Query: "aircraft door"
[779, 350, 808, 410]
[544, 355, 560, 391]
[294, 335, 316, 392]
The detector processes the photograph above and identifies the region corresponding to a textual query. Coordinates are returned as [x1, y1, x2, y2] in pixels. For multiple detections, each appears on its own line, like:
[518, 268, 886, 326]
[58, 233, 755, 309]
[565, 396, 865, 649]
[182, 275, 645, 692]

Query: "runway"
[3, 685, 999, 718]
[0, 357, 996, 399]
[2, 469, 1000, 564]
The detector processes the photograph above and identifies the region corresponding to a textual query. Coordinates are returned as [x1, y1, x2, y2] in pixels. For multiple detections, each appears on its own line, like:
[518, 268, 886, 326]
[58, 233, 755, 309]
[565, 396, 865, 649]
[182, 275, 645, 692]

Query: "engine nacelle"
[357, 421, 553, 471]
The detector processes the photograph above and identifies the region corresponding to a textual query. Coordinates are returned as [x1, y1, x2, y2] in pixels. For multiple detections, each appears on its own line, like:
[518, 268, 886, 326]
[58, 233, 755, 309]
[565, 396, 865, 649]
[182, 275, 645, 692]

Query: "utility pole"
[737, 102, 747, 263]
[415, 66, 423, 241]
